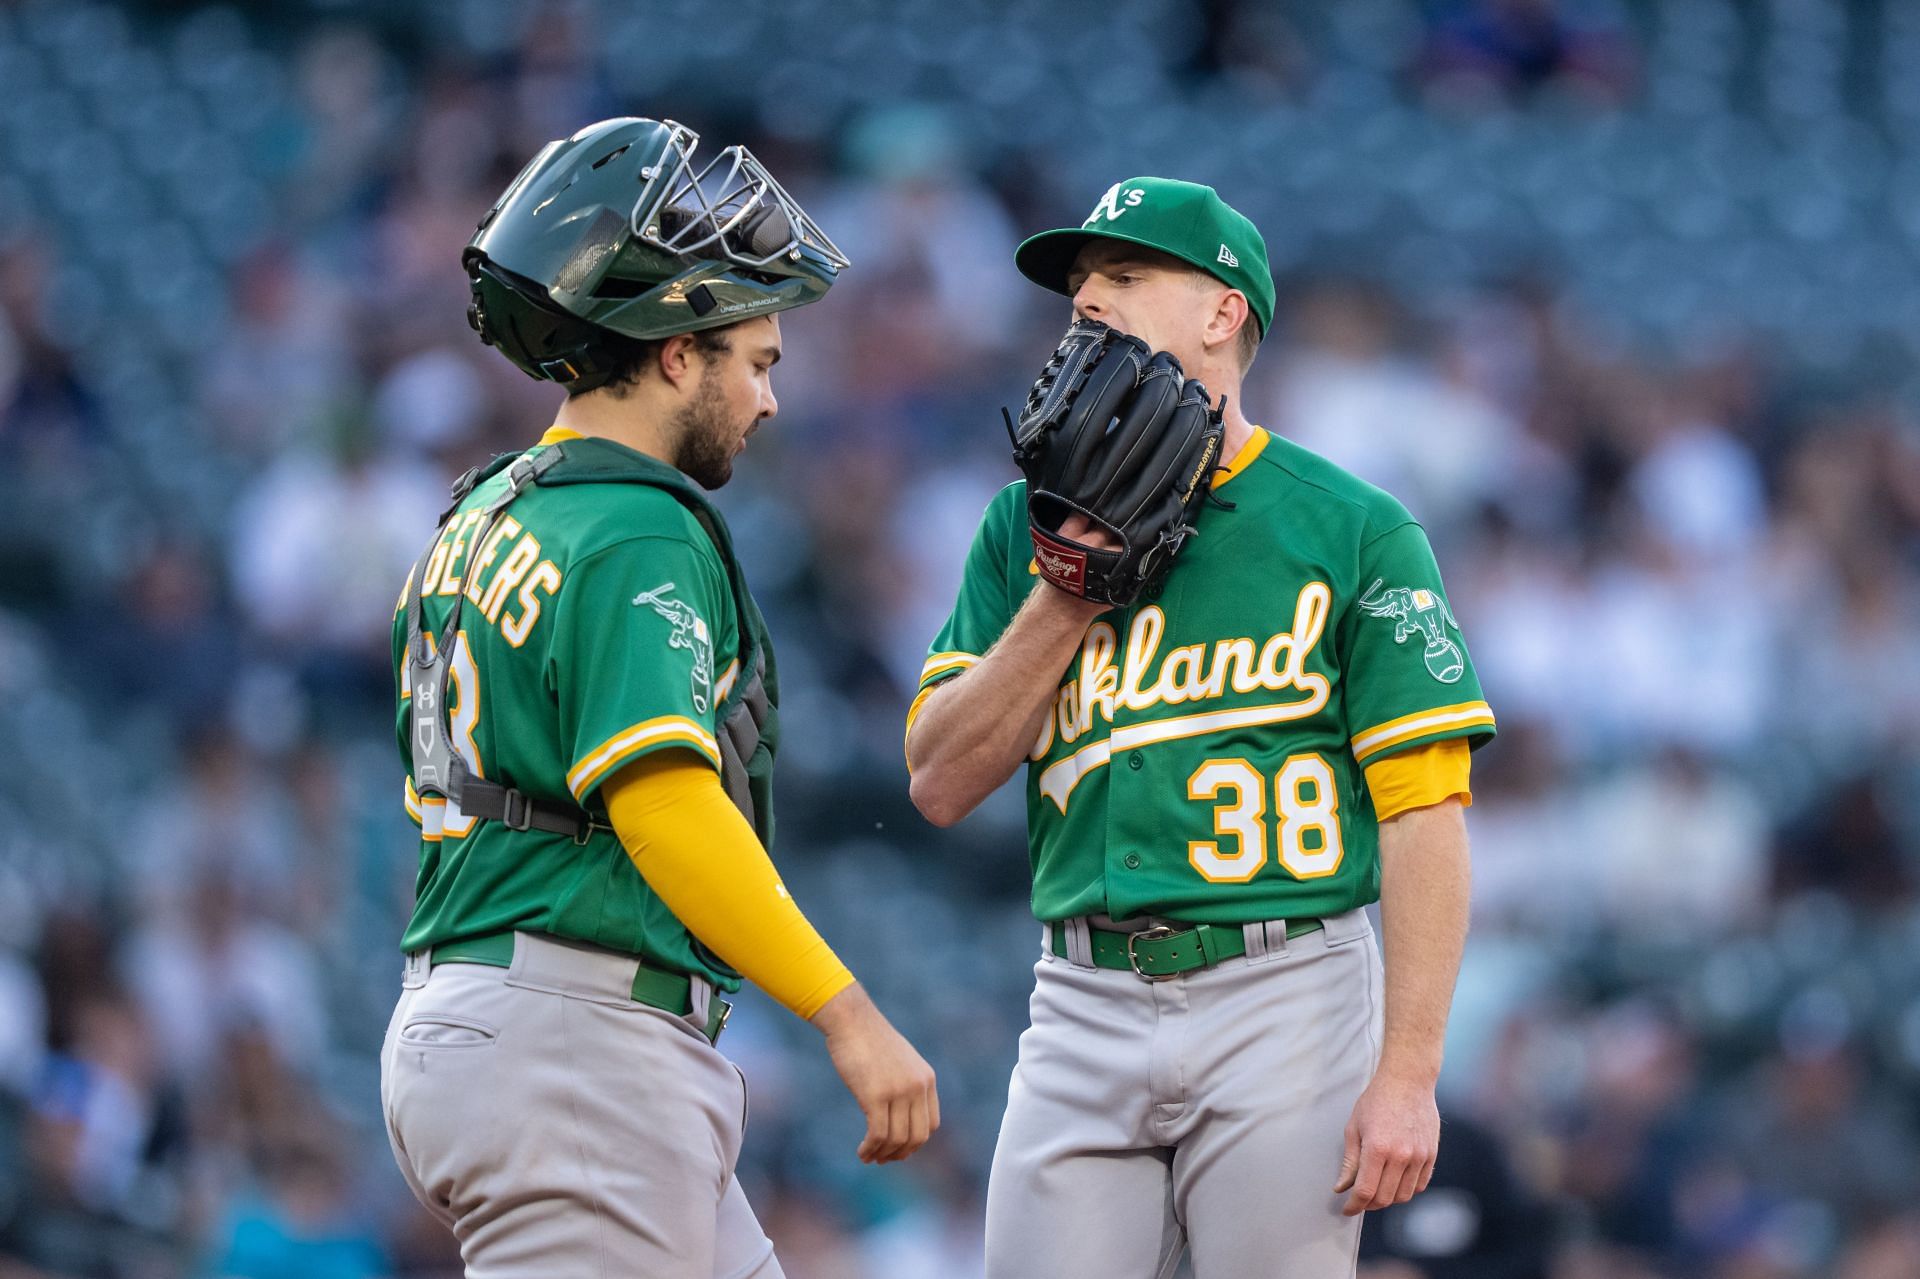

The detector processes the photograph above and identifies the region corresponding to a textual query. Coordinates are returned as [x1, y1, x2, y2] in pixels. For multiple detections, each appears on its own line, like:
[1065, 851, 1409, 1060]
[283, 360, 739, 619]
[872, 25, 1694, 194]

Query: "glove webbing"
[402, 446, 610, 844]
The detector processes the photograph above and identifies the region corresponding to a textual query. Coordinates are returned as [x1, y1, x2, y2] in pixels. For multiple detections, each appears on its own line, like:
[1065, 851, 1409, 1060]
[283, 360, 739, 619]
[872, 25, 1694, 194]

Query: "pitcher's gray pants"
[380, 932, 783, 1279]
[985, 909, 1383, 1279]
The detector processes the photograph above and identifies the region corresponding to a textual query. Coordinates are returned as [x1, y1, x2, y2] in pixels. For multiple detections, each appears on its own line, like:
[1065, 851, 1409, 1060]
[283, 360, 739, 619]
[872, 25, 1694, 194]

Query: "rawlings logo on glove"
[1032, 532, 1090, 593]
[1005, 319, 1226, 608]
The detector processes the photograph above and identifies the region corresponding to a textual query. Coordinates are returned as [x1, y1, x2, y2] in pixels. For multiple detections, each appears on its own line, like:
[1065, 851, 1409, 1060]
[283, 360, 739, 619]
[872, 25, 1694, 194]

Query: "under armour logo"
[1217, 244, 1239, 268]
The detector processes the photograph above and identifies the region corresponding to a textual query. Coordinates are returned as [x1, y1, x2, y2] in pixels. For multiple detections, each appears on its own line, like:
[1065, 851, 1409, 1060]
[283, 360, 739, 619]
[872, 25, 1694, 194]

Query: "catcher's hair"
[573, 326, 736, 399]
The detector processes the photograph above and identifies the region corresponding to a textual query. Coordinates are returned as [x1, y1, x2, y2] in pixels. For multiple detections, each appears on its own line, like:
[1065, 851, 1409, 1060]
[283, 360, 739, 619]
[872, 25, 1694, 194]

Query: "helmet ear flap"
[465, 255, 618, 391]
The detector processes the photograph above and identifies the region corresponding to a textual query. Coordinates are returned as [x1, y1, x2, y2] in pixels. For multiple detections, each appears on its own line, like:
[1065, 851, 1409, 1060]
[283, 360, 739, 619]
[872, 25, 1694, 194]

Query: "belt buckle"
[1126, 926, 1179, 982]
[712, 998, 733, 1044]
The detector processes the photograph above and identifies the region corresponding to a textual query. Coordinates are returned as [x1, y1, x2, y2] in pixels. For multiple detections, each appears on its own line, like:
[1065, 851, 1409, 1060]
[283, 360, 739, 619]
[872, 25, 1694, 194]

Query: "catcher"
[380, 118, 936, 1278]
[907, 178, 1495, 1276]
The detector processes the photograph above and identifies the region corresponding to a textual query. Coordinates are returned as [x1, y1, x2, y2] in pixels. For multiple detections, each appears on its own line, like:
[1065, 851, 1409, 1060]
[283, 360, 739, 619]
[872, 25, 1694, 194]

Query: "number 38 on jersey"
[1185, 754, 1344, 884]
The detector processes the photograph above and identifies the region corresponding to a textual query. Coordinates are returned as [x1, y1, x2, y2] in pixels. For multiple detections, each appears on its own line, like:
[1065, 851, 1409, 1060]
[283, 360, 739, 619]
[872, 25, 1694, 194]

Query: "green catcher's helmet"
[464, 117, 850, 391]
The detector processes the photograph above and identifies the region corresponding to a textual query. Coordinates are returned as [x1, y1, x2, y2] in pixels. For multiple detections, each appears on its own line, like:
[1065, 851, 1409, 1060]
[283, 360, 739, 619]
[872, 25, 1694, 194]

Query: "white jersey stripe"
[1037, 693, 1329, 812]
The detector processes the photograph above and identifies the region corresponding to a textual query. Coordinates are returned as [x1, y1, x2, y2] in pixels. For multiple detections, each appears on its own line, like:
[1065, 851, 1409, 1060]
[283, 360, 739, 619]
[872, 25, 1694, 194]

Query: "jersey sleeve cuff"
[904, 653, 980, 770]
[569, 715, 722, 802]
[917, 650, 980, 688]
[1349, 701, 1496, 766]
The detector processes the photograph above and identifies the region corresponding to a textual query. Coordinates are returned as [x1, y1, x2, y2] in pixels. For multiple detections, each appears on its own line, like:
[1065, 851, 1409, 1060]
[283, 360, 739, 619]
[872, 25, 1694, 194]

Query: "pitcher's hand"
[812, 984, 940, 1163]
[1334, 1069, 1440, 1215]
[1058, 512, 1119, 549]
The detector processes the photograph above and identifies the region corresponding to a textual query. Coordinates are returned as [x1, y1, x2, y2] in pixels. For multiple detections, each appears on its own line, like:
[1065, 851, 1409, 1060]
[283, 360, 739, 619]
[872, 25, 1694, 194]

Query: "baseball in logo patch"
[633, 581, 715, 712]
[1358, 578, 1464, 683]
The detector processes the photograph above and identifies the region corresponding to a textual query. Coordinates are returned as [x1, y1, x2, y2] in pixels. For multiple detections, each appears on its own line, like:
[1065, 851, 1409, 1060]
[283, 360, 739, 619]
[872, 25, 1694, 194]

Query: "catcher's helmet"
[465, 117, 849, 391]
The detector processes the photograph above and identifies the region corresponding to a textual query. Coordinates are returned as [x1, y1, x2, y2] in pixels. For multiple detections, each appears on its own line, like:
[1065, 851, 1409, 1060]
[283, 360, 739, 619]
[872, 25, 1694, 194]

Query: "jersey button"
[1123, 853, 1141, 869]
[1128, 754, 1144, 771]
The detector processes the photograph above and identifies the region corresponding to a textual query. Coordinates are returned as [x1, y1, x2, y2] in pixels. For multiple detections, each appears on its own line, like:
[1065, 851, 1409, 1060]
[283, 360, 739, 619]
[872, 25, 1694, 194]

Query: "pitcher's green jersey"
[915, 429, 1495, 925]
[391, 431, 757, 989]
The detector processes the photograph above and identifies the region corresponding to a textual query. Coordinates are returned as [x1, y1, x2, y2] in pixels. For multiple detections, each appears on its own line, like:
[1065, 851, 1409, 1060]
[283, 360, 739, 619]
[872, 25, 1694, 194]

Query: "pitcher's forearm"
[1374, 798, 1471, 1085]
[907, 587, 1103, 825]
[907, 676, 1050, 813]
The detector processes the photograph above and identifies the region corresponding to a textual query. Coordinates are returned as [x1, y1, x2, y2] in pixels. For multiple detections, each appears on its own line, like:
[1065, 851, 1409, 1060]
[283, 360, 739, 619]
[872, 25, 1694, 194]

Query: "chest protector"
[402, 439, 779, 846]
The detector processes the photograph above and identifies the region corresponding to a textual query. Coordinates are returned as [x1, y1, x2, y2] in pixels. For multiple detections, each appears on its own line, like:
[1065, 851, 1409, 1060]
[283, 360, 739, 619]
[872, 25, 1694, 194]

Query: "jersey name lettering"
[418, 511, 562, 647]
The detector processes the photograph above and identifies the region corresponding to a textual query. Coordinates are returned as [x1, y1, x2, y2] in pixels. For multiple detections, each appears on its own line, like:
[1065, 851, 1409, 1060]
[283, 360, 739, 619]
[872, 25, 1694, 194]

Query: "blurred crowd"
[2, 0, 1920, 1276]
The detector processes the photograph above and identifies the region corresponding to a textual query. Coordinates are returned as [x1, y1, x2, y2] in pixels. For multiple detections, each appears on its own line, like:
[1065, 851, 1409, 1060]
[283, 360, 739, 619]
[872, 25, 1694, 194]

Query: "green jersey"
[916, 429, 1495, 925]
[392, 431, 775, 990]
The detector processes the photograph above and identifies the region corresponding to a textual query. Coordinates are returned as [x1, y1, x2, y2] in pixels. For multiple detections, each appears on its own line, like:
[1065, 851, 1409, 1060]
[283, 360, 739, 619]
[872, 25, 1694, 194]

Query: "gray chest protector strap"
[402, 448, 608, 843]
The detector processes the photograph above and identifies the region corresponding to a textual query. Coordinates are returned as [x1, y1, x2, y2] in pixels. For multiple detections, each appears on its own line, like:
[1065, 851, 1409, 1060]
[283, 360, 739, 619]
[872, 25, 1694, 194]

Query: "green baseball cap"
[1014, 177, 1275, 338]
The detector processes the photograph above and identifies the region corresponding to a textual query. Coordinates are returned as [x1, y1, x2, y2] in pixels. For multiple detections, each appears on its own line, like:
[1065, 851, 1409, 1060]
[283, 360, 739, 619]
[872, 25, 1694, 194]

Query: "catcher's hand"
[1005, 319, 1226, 608]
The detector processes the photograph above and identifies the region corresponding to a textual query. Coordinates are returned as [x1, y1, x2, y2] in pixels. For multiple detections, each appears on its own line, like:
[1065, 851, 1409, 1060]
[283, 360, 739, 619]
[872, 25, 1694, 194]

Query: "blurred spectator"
[1265, 280, 1524, 533]
[1580, 748, 1771, 940]
[129, 724, 302, 925]
[1836, 1214, 1920, 1279]
[1717, 1037, 1919, 1245]
[121, 868, 326, 1085]
[1358, 1113, 1554, 1278]
[0, 993, 187, 1279]
[823, 105, 1026, 385]
[1416, 0, 1635, 106]
[70, 539, 238, 730]
[199, 246, 354, 461]
[202, 1127, 388, 1279]
[0, 952, 46, 1103]
[226, 411, 444, 703]
[1556, 1003, 1701, 1258]
[0, 234, 102, 465]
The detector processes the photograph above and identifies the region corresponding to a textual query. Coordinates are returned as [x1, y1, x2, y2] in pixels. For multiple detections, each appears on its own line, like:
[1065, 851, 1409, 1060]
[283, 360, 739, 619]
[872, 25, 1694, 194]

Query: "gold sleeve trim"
[568, 715, 721, 799]
[1350, 701, 1496, 764]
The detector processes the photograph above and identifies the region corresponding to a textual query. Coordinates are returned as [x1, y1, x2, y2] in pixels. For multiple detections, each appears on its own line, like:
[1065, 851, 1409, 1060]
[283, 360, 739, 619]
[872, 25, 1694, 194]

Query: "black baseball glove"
[1005, 319, 1226, 608]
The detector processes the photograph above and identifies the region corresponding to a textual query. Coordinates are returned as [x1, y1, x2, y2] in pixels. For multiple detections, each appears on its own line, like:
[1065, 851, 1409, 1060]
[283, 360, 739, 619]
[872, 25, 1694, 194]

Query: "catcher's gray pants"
[380, 932, 783, 1279]
[985, 908, 1383, 1279]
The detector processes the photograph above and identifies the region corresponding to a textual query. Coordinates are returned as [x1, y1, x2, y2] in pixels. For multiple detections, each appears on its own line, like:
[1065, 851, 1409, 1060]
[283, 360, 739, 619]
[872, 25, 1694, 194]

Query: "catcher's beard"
[670, 364, 743, 490]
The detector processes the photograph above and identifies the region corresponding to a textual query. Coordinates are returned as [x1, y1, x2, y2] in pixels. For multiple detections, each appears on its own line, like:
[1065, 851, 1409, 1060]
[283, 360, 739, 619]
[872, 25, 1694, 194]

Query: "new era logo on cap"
[1217, 244, 1238, 268]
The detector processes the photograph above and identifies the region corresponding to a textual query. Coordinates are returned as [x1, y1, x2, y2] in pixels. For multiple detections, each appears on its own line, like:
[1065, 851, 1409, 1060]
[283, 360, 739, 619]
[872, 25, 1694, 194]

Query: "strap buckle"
[500, 788, 534, 832]
[1126, 926, 1180, 982]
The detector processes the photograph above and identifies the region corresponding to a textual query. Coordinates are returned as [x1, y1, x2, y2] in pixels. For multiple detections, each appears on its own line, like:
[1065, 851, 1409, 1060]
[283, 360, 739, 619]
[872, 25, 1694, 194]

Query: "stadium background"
[2, 0, 1919, 1275]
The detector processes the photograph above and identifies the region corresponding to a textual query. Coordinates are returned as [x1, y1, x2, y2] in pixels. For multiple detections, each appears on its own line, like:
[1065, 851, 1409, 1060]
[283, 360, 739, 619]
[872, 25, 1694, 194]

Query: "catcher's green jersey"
[916, 429, 1494, 925]
[392, 430, 767, 990]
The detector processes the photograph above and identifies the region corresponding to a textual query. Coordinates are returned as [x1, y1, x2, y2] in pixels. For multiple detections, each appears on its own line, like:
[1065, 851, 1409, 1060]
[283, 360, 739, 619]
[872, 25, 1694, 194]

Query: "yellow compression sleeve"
[1362, 737, 1474, 822]
[603, 751, 854, 1020]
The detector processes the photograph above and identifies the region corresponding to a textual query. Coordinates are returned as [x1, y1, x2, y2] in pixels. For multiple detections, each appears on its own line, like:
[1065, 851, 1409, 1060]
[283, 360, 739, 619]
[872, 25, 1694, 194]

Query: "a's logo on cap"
[1217, 244, 1239, 268]
[1085, 182, 1146, 225]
